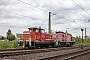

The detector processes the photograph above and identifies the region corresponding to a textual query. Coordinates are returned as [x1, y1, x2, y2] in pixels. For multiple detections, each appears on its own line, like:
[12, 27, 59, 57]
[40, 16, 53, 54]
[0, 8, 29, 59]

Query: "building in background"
[84, 34, 90, 39]
[16, 31, 29, 40]
[16, 33, 23, 39]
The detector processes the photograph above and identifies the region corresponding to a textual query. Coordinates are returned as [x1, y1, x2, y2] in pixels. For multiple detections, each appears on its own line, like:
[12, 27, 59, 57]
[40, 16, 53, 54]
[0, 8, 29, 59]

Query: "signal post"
[81, 29, 84, 49]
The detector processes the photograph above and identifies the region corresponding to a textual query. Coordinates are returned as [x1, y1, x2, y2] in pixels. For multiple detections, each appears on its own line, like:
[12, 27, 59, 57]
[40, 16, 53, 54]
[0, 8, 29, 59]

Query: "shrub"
[0, 40, 22, 49]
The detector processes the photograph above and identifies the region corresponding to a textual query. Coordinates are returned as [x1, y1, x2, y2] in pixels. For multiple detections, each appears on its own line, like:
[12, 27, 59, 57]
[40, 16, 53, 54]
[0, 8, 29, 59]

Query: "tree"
[50, 30, 55, 34]
[8, 34, 15, 41]
[7, 29, 15, 41]
[74, 36, 82, 44]
[7, 29, 11, 39]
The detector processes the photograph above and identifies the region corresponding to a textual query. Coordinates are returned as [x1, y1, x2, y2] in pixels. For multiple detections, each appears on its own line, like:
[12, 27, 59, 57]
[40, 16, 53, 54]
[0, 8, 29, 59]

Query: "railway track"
[0, 46, 90, 60]
[0, 46, 84, 58]
[0, 48, 29, 52]
[38, 48, 90, 60]
[0, 45, 88, 52]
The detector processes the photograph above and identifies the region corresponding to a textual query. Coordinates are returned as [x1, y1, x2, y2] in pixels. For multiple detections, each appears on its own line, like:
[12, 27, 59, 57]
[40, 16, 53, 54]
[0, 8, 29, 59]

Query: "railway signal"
[81, 28, 84, 49]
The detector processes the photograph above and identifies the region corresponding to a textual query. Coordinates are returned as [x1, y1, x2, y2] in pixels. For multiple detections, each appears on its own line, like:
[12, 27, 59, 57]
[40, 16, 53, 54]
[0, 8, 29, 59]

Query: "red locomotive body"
[22, 27, 55, 48]
[53, 31, 75, 46]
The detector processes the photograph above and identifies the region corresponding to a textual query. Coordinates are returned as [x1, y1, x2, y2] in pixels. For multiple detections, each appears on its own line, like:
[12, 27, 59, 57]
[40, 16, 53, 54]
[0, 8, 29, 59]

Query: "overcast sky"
[0, 0, 90, 37]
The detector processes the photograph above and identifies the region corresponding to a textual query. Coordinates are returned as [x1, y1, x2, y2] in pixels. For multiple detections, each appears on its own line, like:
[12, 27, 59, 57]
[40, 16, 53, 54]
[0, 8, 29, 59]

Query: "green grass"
[0, 40, 23, 49]
[0, 38, 90, 49]
[74, 38, 90, 46]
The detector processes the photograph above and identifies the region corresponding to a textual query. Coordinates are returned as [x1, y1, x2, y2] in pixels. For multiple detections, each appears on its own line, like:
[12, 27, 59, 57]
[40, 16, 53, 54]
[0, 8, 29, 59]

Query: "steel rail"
[38, 48, 90, 60]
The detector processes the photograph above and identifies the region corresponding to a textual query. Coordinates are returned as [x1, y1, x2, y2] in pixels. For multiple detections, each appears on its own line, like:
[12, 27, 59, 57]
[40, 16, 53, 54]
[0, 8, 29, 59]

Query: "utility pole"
[85, 28, 86, 39]
[49, 12, 51, 33]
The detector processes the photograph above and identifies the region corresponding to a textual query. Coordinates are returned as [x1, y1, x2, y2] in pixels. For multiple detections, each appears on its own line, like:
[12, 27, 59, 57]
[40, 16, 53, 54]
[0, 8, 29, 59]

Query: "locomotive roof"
[56, 31, 66, 34]
[28, 27, 44, 30]
[23, 31, 29, 33]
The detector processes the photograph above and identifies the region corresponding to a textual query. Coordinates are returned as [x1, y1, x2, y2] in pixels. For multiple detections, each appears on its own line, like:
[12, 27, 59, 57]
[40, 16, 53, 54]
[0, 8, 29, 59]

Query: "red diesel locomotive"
[53, 31, 75, 47]
[18, 26, 75, 48]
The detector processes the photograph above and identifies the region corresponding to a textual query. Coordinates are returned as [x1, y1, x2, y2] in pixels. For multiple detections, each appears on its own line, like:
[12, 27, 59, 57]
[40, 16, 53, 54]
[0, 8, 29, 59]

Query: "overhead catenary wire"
[71, 0, 90, 28]
[0, 0, 51, 29]
[17, 0, 83, 27]
[5, 0, 90, 24]
[1, 0, 89, 29]
[84, 0, 90, 7]
[48, 0, 90, 36]
[47, 0, 88, 28]
[71, 0, 90, 22]
[71, 0, 90, 16]
[0, 0, 50, 21]
[0, 9, 37, 20]
[17, 0, 49, 13]
[47, 0, 67, 10]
